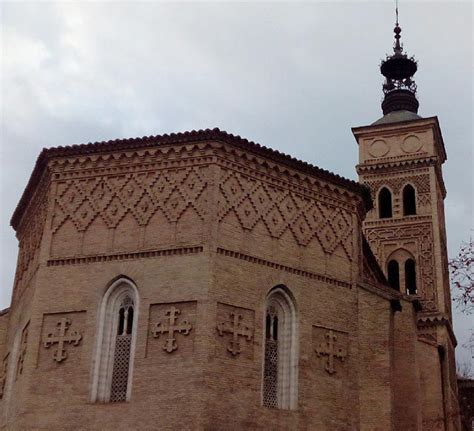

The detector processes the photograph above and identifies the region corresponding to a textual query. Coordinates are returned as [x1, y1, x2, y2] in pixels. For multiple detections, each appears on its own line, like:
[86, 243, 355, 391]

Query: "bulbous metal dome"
[379, 22, 419, 115]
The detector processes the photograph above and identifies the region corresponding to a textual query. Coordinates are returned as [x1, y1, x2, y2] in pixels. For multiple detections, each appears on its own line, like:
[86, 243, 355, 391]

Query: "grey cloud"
[1, 1, 472, 363]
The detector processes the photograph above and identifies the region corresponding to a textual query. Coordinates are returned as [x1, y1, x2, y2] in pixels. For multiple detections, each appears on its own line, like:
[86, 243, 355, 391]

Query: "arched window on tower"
[378, 187, 393, 219]
[262, 286, 298, 410]
[387, 260, 400, 291]
[405, 259, 417, 295]
[403, 184, 417, 216]
[91, 277, 139, 403]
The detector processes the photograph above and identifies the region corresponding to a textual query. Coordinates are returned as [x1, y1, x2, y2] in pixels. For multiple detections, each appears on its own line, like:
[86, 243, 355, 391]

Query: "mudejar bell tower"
[352, 16, 459, 429]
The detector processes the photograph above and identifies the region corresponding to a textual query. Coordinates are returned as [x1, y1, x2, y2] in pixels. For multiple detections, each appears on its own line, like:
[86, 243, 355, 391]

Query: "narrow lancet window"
[91, 278, 139, 403]
[264, 307, 279, 409]
[262, 286, 298, 410]
[405, 259, 417, 294]
[110, 295, 134, 402]
[403, 184, 417, 216]
[379, 187, 393, 218]
[387, 260, 400, 291]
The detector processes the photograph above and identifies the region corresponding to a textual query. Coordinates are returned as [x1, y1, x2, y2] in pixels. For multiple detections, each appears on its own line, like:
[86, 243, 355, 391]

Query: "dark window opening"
[403, 184, 417, 216]
[405, 259, 417, 294]
[266, 312, 279, 341]
[387, 260, 400, 291]
[272, 316, 278, 341]
[266, 314, 271, 339]
[379, 187, 393, 219]
[118, 307, 125, 335]
[126, 307, 134, 334]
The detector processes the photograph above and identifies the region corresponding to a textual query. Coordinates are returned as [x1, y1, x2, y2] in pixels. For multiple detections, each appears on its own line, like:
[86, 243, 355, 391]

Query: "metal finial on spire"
[396, 0, 399, 26]
[394, 0, 402, 53]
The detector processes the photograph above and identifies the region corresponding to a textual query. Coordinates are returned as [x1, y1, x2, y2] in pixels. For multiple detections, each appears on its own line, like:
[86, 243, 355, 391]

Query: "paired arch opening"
[386, 252, 418, 295]
[378, 184, 417, 218]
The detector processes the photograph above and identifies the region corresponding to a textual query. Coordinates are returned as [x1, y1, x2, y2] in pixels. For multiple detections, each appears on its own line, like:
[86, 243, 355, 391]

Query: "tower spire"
[395, 0, 398, 24]
[380, 1, 419, 115]
[394, 0, 402, 54]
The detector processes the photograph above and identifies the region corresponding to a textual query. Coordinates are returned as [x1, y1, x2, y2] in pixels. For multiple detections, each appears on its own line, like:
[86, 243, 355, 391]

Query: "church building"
[0, 19, 461, 430]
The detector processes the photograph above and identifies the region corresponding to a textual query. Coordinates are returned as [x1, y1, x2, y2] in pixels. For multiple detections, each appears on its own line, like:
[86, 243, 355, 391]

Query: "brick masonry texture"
[0, 125, 460, 430]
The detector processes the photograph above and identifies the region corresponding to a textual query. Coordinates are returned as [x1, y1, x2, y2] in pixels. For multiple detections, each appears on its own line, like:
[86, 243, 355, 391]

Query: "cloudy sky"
[1, 1, 472, 365]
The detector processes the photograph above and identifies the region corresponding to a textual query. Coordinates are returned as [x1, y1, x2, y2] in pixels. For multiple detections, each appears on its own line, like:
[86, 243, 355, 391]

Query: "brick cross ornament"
[151, 307, 192, 353]
[315, 329, 346, 375]
[43, 318, 82, 363]
[216, 312, 253, 356]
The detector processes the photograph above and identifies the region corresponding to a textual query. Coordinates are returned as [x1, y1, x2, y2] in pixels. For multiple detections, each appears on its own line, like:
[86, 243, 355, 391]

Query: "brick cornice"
[417, 312, 457, 347]
[216, 247, 352, 288]
[11, 128, 372, 231]
[363, 215, 432, 227]
[356, 156, 439, 173]
[357, 280, 402, 301]
[47, 246, 204, 266]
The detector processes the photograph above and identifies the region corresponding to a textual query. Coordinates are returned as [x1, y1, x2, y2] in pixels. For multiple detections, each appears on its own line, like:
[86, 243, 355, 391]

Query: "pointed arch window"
[262, 286, 298, 410]
[378, 187, 393, 219]
[91, 278, 139, 403]
[403, 184, 417, 216]
[387, 260, 400, 291]
[405, 259, 417, 295]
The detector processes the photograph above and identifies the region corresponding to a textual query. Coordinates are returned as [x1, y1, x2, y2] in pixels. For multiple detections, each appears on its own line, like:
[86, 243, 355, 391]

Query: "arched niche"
[386, 249, 418, 296]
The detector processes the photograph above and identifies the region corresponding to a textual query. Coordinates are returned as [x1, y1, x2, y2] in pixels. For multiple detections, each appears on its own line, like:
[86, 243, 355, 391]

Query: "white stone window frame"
[91, 277, 139, 403]
[261, 285, 299, 410]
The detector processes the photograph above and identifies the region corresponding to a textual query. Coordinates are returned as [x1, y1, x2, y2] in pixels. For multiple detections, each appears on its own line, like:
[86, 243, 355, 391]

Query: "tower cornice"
[352, 116, 447, 164]
[356, 155, 440, 172]
[417, 312, 457, 347]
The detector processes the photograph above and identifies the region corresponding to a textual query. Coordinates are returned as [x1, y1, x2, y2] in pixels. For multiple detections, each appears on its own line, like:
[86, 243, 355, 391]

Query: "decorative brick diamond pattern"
[52, 167, 209, 233]
[218, 170, 353, 259]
